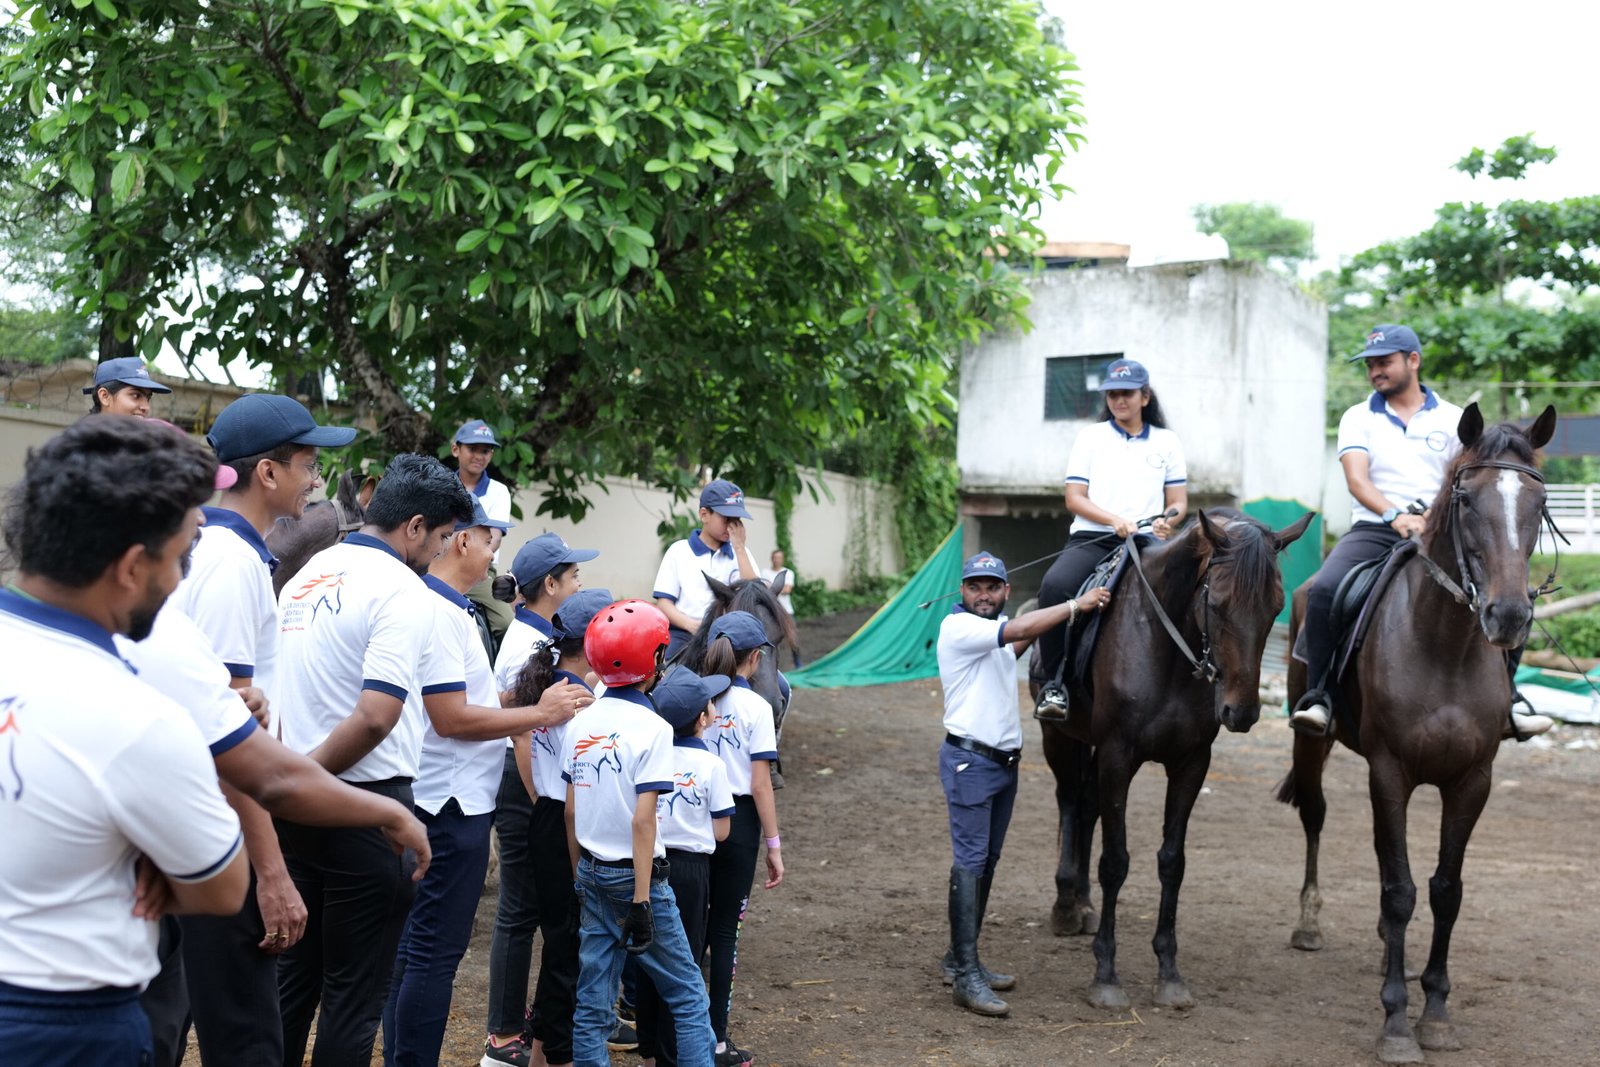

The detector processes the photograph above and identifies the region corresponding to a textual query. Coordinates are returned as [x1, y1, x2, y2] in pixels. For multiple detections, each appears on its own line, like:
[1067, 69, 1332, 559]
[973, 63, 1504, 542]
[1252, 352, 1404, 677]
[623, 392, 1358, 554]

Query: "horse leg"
[1286, 732, 1333, 951]
[1368, 756, 1423, 1065]
[1414, 769, 1492, 1053]
[1087, 746, 1134, 1011]
[1150, 751, 1210, 1009]
[1048, 734, 1098, 936]
[1073, 742, 1100, 935]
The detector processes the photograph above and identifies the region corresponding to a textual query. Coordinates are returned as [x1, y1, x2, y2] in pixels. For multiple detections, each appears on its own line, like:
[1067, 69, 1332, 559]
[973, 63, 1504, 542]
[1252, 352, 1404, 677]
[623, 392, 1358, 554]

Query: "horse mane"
[676, 575, 796, 671]
[1422, 421, 1537, 554]
[1168, 508, 1281, 616]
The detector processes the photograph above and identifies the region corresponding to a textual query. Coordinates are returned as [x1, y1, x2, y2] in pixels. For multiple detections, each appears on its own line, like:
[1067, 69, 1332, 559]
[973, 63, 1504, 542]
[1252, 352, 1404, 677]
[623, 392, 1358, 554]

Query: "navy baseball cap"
[707, 610, 772, 652]
[961, 552, 1009, 583]
[651, 667, 732, 730]
[206, 394, 358, 461]
[453, 419, 500, 446]
[455, 499, 513, 533]
[552, 587, 614, 640]
[82, 357, 172, 396]
[699, 479, 752, 519]
[1096, 358, 1149, 391]
[510, 532, 599, 588]
[1351, 324, 1421, 362]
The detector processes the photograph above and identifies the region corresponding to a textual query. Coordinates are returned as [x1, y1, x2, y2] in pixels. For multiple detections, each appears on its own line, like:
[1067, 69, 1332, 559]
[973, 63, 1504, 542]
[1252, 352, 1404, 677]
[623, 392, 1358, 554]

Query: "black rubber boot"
[948, 866, 1008, 1016]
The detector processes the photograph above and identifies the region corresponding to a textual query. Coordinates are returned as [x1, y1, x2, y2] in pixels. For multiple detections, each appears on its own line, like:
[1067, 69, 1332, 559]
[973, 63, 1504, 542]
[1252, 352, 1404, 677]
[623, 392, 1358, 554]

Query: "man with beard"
[1291, 324, 1552, 738]
[935, 553, 1106, 1018]
[272, 453, 474, 1067]
[0, 417, 249, 1066]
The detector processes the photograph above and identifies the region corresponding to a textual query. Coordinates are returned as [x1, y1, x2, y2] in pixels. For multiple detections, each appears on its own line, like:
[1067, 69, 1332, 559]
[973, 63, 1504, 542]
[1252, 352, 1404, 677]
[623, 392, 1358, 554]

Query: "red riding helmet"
[585, 599, 671, 686]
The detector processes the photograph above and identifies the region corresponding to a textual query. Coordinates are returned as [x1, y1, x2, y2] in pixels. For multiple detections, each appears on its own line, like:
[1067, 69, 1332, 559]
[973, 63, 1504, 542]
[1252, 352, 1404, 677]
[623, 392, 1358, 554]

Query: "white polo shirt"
[529, 669, 591, 801]
[561, 687, 676, 862]
[656, 738, 736, 855]
[937, 606, 1021, 752]
[171, 507, 280, 729]
[412, 576, 502, 817]
[1336, 387, 1463, 525]
[0, 590, 243, 993]
[464, 474, 513, 564]
[1064, 421, 1187, 534]
[117, 606, 259, 758]
[494, 606, 557, 694]
[707, 680, 779, 797]
[653, 531, 758, 627]
[275, 533, 440, 783]
[759, 566, 795, 615]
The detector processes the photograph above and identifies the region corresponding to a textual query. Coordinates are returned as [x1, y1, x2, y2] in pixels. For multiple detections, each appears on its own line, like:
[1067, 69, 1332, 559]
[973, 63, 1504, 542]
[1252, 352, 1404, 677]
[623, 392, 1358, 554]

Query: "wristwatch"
[1381, 506, 1401, 525]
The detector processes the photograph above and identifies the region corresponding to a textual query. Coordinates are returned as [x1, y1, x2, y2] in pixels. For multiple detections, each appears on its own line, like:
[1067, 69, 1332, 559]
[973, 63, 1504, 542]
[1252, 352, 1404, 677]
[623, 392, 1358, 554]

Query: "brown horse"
[263, 471, 375, 594]
[1278, 403, 1556, 1064]
[1042, 508, 1312, 1010]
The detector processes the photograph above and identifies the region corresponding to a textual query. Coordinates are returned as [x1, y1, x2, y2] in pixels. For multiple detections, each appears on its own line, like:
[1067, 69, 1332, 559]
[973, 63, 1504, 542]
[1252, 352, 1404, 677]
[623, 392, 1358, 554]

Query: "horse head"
[684, 574, 795, 727]
[1423, 402, 1556, 648]
[1193, 508, 1314, 732]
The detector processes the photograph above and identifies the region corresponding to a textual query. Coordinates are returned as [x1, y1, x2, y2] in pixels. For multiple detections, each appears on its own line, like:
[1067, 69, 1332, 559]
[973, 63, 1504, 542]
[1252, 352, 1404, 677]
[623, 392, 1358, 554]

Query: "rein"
[1123, 533, 1219, 685]
[331, 494, 364, 536]
[1421, 459, 1566, 612]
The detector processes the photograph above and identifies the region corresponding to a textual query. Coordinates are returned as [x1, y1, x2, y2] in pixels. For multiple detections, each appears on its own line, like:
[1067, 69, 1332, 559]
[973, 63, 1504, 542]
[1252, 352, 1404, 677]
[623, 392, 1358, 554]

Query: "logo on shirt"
[664, 771, 704, 814]
[1426, 430, 1450, 452]
[709, 713, 742, 755]
[0, 696, 24, 801]
[283, 572, 347, 629]
[572, 732, 623, 779]
[531, 726, 559, 758]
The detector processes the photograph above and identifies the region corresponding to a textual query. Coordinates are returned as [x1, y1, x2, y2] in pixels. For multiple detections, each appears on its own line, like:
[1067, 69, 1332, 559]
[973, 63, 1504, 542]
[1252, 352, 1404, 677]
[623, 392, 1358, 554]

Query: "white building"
[958, 256, 1327, 605]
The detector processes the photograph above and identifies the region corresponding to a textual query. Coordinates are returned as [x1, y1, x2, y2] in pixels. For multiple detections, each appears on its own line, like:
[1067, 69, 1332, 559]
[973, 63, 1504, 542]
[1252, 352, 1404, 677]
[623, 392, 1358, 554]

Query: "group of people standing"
[0, 368, 785, 1067]
[935, 334, 1554, 1017]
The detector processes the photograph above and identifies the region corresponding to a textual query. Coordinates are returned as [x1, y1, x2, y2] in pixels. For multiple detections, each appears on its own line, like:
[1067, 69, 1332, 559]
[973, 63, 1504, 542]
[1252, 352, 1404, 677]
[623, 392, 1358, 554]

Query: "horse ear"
[1527, 404, 1558, 451]
[767, 573, 787, 599]
[358, 475, 378, 510]
[1457, 402, 1484, 450]
[1195, 508, 1221, 548]
[1273, 512, 1316, 553]
[706, 577, 735, 603]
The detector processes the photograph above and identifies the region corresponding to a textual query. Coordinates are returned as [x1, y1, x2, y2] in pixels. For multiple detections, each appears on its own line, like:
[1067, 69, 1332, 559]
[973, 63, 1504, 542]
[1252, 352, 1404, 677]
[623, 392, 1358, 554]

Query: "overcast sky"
[1038, 0, 1600, 271]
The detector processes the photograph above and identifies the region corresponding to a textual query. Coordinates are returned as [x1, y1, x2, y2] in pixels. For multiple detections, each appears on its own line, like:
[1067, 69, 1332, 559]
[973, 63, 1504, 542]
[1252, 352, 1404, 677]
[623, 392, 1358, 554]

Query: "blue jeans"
[382, 800, 494, 1067]
[0, 980, 152, 1066]
[573, 857, 713, 1067]
[939, 740, 1018, 878]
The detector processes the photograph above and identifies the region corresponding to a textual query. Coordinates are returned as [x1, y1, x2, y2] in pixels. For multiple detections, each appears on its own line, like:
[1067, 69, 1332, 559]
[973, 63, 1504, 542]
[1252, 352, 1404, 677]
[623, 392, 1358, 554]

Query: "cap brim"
[480, 518, 514, 531]
[961, 571, 1008, 582]
[1348, 347, 1404, 362]
[289, 425, 359, 447]
[83, 376, 173, 394]
[702, 675, 733, 698]
[214, 464, 239, 491]
[1096, 380, 1147, 391]
[710, 504, 753, 519]
[559, 548, 600, 564]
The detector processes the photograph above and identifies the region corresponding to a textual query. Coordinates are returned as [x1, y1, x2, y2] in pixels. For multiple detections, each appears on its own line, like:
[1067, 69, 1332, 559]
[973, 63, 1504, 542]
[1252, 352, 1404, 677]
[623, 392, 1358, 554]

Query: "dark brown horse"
[675, 574, 797, 738]
[1278, 404, 1556, 1064]
[1042, 508, 1312, 1010]
[263, 471, 375, 594]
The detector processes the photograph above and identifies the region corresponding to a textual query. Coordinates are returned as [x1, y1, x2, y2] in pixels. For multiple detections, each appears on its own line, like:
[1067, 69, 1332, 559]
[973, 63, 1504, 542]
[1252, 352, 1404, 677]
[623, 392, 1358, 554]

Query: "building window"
[1044, 354, 1121, 421]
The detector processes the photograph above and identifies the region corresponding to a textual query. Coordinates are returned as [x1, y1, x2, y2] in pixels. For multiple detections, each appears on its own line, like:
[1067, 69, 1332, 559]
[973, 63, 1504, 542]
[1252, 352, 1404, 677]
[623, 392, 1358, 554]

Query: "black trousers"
[635, 849, 711, 1067]
[526, 797, 580, 1065]
[1035, 531, 1119, 682]
[276, 779, 417, 1067]
[180, 872, 281, 1067]
[706, 796, 760, 1043]
[138, 916, 190, 1067]
[486, 749, 539, 1036]
[1303, 521, 1403, 690]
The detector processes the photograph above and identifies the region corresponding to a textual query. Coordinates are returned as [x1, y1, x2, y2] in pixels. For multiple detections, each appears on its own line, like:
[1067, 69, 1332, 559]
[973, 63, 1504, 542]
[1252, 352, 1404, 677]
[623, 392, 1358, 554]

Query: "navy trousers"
[2, 980, 152, 1067]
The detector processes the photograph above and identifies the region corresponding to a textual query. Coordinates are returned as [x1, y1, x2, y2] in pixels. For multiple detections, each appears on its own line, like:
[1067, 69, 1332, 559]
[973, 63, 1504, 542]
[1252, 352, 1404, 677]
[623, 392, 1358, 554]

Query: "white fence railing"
[1545, 484, 1600, 554]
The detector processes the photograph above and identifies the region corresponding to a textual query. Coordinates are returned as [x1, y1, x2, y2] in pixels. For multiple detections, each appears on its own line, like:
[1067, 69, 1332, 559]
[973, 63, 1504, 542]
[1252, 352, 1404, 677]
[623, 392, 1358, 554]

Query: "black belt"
[580, 849, 671, 880]
[945, 733, 1021, 768]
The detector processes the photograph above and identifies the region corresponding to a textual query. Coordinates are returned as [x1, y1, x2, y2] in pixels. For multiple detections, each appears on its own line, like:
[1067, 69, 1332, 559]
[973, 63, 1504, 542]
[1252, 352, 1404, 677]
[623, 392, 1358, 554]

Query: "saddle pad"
[1066, 540, 1142, 690]
[1333, 539, 1418, 682]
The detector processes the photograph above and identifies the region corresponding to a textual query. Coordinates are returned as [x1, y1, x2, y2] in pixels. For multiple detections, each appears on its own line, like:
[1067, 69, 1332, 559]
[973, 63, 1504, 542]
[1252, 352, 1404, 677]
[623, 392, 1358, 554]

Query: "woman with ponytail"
[699, 612, 784, 1067]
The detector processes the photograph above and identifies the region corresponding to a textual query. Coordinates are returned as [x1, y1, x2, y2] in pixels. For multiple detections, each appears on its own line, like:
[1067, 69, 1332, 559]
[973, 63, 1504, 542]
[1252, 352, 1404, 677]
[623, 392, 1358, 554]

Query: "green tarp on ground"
[786, 526, 962, 690]
[1239, 497, 1322, 624]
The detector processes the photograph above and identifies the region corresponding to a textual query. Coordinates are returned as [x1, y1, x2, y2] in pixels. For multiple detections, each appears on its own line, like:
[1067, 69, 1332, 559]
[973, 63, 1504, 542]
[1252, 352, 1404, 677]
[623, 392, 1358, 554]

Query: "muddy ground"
[413, 609, 1600, 1066]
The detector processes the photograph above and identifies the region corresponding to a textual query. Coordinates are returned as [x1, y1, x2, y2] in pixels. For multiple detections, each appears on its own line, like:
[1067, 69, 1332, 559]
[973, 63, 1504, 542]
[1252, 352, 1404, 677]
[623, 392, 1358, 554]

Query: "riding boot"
[939, 870, 1016, 990]
[948, 866, 1008, 1016]
[1290, 608, 1337, 735]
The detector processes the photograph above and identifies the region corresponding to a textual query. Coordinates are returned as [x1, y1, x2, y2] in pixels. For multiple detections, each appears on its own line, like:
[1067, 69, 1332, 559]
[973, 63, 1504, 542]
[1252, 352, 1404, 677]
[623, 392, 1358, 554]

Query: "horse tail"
[1274, 770, 1299, 808]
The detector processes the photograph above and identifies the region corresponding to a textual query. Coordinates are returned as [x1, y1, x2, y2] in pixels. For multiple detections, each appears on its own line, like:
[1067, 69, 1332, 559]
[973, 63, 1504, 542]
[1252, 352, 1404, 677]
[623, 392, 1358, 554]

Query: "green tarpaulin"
[787, 526, 962, 690]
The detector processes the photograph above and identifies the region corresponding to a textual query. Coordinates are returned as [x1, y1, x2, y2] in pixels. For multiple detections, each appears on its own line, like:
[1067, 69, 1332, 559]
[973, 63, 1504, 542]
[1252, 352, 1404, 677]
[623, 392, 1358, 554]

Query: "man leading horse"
[1291, 323, 1552, 741]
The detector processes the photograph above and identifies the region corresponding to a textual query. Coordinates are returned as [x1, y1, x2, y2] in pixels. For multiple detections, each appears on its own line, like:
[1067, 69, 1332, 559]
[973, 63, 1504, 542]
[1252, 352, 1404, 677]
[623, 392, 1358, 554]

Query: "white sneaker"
[1504, 712, 1554, 740]
[1290, 703, 1330, 733]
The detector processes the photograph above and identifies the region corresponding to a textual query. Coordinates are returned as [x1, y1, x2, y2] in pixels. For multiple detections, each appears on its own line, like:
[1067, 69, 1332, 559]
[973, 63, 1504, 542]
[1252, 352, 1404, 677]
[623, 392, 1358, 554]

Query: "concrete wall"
[958, 260, 1327, 505]
[0, 402, 899, 594]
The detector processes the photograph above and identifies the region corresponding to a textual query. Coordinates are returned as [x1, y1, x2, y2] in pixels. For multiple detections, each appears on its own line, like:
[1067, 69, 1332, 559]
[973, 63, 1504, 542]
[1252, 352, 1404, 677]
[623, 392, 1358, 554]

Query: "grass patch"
[1530, 554, 1600, 659]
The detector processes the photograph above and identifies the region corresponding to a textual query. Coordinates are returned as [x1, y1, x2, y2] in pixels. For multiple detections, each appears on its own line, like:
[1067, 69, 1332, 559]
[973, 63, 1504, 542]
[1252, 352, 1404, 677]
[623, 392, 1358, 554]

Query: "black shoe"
[939, 949, 1016, 991]
[716, 1041, 755, 1067]
[1033, 682, 1069, 723]
[481, 1036, 531, 1067]
[1290, 690, 1333, 735]
[606, 1018, 639, 1052]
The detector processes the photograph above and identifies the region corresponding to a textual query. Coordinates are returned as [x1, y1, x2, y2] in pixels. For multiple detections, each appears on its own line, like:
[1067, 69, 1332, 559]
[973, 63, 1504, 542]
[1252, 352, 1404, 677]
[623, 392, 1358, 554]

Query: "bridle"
[1124, 533, 1220, 686]
[1416, 459, 1565, 612]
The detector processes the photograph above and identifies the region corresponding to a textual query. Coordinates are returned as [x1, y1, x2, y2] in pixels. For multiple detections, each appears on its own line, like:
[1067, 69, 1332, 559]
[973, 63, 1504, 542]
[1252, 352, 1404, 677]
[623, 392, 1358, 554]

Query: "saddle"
[1063, 539, 1139, 696]
[1292, 538, 1419, 686]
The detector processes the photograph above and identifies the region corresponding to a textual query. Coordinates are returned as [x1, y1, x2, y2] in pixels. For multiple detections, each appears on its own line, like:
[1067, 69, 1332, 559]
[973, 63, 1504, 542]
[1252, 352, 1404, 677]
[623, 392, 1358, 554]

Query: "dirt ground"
[410, 609, 1600, 1067]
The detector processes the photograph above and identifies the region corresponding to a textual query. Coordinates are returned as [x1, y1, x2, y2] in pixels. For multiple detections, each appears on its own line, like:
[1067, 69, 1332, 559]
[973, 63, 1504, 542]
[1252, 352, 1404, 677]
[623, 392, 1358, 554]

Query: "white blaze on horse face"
[1497, 470, 1523, 551]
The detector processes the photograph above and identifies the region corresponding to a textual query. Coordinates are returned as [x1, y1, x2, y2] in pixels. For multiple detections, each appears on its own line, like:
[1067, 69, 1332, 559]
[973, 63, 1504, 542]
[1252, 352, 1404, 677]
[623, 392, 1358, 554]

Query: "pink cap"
[151, 419, 237, 491]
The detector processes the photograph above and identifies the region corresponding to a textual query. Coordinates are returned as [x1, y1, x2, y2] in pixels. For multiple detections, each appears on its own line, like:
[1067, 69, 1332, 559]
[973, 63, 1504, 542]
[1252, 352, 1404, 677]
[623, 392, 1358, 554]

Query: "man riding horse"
[1291, 323, 1552, 740]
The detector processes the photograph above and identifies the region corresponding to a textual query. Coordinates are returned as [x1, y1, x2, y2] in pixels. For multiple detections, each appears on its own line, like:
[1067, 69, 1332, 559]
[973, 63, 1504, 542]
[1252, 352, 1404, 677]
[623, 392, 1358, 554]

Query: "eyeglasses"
[274, 458, 325, 481]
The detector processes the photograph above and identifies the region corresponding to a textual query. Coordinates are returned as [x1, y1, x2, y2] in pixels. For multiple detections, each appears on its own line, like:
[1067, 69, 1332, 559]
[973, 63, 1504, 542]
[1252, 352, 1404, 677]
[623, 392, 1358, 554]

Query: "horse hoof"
[1416, 1019, 1461, 1052]
[1153, 980, 1195, 1009]
[1290, 928, 1323, 952]
[1087, 982, 1131, 1011]
[1077, 907, 1100, 935]
[1376, 1035, 1425, 1064]
[1051, 905, 1081, 937]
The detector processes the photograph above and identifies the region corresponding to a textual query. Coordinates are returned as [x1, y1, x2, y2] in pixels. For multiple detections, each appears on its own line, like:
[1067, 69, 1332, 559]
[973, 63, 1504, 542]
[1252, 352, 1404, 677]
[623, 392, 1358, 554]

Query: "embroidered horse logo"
[288, 572, 347, 623]
[0, 696, 24, 801]
[531, 726, 559, 759]
[572, 732, 623, 778]
[663, 771, 704, 815]
[709, 713, 742, 755]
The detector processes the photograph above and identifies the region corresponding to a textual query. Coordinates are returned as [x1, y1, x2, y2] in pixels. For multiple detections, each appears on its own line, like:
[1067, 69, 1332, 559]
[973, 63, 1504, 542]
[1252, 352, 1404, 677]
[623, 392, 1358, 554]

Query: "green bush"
[1528, 554, 1600, 659]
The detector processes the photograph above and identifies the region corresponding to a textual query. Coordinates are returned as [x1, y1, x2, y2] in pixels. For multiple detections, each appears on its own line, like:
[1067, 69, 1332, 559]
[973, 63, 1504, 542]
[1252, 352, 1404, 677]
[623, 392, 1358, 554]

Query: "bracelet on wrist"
[765, 835, 781, 849]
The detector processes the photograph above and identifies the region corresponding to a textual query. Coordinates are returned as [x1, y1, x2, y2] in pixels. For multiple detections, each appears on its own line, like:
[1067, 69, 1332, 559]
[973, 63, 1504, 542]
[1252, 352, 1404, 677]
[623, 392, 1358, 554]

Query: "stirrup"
[1289, 690, 1333, 737]
[1033, 682, 1070, 722]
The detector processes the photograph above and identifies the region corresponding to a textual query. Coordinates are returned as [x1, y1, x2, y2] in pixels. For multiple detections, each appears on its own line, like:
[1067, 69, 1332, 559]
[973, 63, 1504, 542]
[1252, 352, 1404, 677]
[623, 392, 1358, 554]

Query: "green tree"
[1338, 135, 1600, 417]
[1, 0, 1083, 518]
[1191, 201, 1314, 274]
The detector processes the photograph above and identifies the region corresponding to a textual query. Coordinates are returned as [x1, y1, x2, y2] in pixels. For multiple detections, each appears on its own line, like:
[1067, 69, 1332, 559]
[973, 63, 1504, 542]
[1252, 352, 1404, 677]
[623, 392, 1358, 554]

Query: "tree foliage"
[1191, 201, 1314, 274]
[2, 0, 1083, 517]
